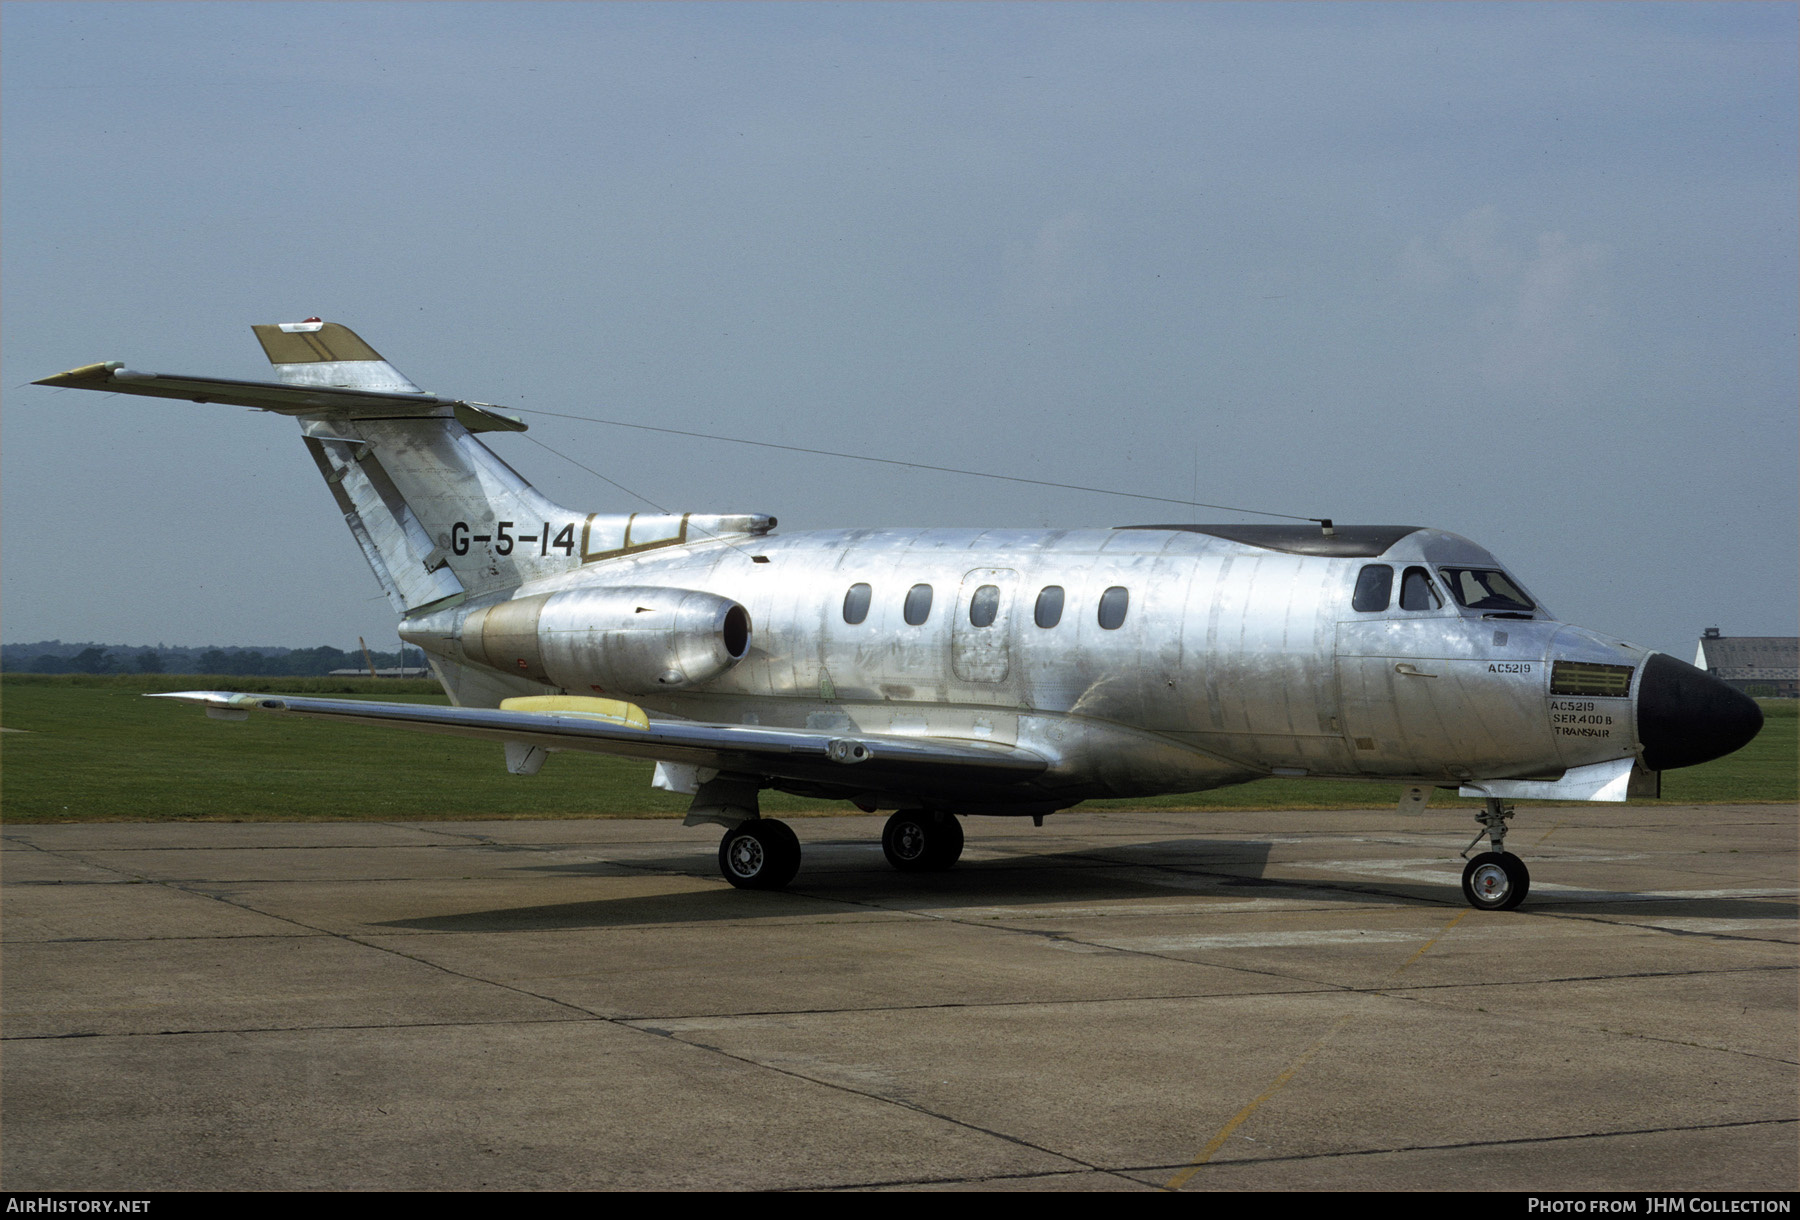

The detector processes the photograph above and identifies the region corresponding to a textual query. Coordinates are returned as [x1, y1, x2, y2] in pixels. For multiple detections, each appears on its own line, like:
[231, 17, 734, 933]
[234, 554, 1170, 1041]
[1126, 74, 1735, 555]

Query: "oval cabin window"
[969, 584, 1000, 627]
[842, 583, 871, 625]
[903, 583, 934, 626]
[1098, 586, 1129, 630]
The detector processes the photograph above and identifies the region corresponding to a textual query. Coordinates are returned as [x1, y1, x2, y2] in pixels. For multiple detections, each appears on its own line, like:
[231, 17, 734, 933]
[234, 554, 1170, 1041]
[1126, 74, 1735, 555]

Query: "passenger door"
[951, 568, 1017, 683]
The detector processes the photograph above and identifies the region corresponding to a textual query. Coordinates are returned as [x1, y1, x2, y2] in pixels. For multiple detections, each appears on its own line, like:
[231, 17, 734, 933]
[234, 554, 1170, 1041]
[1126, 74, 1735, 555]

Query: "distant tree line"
[2, 641, 426, 676]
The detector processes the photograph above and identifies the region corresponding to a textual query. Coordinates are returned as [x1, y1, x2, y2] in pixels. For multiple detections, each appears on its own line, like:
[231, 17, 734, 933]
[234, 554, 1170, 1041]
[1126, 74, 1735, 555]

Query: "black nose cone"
[1637, 652, 1764, 771]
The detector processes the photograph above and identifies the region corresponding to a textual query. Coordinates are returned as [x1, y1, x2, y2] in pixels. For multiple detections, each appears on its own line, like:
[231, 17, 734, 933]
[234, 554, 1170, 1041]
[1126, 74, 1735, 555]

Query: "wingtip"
[33, 361, 123, 387]
[146, 690, 284, 721]
[145, 690, 266, 706]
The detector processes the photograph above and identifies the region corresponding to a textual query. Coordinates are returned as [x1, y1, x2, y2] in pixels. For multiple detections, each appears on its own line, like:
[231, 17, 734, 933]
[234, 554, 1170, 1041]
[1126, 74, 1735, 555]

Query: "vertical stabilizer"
[246, 320, 587, 611]
[297, 412, 583, 613]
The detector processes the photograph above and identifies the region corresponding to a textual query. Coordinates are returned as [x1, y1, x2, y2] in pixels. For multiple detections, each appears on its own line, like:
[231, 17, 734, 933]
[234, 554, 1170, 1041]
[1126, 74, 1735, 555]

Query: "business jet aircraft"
[36, 322, 1764, 910]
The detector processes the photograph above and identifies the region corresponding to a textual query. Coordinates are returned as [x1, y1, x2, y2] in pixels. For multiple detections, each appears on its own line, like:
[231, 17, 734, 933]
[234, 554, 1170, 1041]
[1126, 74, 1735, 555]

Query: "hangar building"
[1693, 627, 1798, 698]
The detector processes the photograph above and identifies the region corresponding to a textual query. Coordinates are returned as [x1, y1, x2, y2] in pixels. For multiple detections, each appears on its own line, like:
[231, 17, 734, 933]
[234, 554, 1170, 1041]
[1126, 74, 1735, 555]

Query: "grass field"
[1, 674, 1792, 824]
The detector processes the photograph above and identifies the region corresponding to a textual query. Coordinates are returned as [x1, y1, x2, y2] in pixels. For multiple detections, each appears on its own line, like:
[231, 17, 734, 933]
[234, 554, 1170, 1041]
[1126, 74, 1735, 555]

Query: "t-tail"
[33, 318, 774, 621]
[254, 319, 587, 615]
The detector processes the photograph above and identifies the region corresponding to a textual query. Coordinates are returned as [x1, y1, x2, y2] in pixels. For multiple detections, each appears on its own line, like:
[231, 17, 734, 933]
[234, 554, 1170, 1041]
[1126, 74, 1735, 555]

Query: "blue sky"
[4, 2, 1795, 655]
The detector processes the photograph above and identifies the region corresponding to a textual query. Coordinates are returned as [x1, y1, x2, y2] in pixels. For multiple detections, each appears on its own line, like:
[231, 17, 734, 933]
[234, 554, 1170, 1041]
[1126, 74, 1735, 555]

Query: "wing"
[150, 692, 1049, 795]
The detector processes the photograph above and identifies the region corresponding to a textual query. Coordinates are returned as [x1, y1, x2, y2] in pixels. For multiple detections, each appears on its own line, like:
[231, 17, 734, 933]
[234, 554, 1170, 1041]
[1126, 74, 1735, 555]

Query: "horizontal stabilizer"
[32, 363, 526, 433]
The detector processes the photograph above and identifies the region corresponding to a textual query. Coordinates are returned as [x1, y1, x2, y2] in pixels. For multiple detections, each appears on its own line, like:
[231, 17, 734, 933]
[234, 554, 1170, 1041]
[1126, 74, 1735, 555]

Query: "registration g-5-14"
[451, 521, 576, 557]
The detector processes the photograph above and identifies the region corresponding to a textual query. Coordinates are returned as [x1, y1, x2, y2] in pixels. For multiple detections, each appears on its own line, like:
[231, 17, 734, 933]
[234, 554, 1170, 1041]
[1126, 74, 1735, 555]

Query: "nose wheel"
[1459, 797, 1530, 911]
[1462, 851, 1529, 910]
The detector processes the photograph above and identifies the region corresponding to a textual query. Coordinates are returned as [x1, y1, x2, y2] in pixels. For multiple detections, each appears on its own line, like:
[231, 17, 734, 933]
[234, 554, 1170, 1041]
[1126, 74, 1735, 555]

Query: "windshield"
[1437, 567, 1535, 613]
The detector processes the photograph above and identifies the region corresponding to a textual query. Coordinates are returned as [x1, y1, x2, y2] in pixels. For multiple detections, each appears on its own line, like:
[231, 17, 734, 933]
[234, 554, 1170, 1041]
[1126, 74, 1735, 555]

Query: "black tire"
[719, 818, 801, 890]
[882, 810, 961, 872]
[936, 812, 964, 867]
[1462, 851, 1529, 911]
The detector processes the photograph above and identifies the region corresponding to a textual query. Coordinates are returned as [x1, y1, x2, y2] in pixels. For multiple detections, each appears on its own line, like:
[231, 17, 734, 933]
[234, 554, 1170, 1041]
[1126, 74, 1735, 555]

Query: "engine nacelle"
[460, 585, 751, 693]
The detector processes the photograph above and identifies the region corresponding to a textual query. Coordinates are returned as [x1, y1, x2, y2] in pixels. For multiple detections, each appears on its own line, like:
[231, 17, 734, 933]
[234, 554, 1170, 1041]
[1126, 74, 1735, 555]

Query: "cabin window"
[903, 583, 934, 625]
[969, 584, 1000, 627]
[1353, 565, 1393, 612]
[842, 583, 871, 625]
[1035, 585, 1064, 628]
[1098, 586, 1130, 630]
[1438, 567, 1535, 613]
[1399, 566, 1443, 612]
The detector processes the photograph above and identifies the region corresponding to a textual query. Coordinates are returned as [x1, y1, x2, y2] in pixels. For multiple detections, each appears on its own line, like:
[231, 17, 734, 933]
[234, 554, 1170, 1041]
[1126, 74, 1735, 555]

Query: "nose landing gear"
[1462, 850, 1530, 910]
[1460, 797, 1530, 911]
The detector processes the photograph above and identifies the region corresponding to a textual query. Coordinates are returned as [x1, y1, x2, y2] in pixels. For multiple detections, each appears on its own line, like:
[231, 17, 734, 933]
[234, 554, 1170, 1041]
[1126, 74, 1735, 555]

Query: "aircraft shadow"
[366, 837, 1554, 932]
[372, 834, 1799, 934]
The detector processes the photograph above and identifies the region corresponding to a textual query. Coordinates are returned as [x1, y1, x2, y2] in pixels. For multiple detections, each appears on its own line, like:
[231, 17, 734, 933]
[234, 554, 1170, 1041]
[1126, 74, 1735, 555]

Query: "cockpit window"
[1352, 565, 1393, 612]
[1399, 566, 1443, 611]
[1437, 568, 1536, 613]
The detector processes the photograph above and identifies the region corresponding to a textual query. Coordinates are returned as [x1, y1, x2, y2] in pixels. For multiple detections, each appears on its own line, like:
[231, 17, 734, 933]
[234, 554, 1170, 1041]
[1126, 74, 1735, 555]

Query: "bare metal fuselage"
[402, 518, 1643, 813]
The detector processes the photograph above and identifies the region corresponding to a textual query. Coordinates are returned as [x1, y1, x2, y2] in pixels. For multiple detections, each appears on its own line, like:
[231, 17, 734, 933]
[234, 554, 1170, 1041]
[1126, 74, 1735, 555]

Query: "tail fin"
[254, 323, 592, 613]
[36, 321, 775, 621]
[257, 323, 774, 618]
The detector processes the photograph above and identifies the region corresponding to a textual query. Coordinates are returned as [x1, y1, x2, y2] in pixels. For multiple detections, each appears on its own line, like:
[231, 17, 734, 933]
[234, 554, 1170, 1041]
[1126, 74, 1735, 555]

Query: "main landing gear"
[718, 818, 801, 890]
[1460, 797, 1530, 911]
[881, 809, 964, 872]
[715, 809, 967, 890]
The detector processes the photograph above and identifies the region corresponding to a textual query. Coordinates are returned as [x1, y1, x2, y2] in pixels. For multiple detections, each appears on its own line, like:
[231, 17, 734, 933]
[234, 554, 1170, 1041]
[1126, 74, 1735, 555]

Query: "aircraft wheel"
[1462, 851, 1529, 911]
[719, 818, 801, 890]
[882, 810, 961, 872]
[937, 813, 965, 867]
